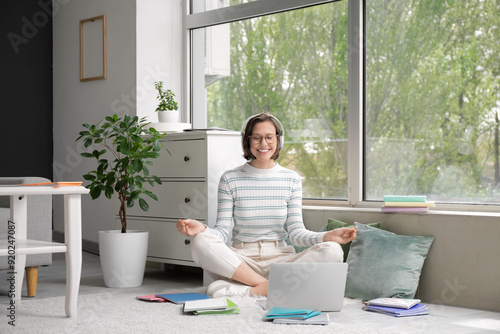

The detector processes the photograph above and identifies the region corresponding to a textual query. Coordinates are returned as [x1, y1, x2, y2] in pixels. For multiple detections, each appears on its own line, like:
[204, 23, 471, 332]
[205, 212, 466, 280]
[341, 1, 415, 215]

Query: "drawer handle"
[184, 156, 190, 162]
[184, 239, 191, 245]
[184, 197, 191, 203]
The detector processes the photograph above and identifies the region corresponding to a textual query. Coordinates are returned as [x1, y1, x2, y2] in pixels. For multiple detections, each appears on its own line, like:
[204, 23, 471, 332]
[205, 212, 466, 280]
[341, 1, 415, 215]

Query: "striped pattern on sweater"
[206, 163, 324, 247]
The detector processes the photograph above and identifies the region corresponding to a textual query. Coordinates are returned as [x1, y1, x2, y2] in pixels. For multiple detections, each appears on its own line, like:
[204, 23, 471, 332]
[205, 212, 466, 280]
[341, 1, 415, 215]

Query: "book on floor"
[135, 294, 168, 302]
[364, 298, 421, 309]
[272, 312, 330, 325]
[154, 292, 210, 304]
[363, 303, 429, 317]
[184, 298, 239, 315]
[263, 307, 321, 321]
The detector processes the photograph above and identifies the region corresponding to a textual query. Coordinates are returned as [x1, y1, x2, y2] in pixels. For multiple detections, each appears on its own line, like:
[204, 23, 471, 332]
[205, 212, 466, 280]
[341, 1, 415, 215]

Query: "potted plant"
[154, 81, 179, 123]
[76, 114, 166, 287]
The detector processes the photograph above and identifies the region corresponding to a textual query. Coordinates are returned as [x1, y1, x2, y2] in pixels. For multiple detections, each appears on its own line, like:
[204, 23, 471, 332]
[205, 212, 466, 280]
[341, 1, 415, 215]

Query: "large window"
[365, 0, 500, 205]
[186, 0, 500, 207]
[189, 0, 349, 199]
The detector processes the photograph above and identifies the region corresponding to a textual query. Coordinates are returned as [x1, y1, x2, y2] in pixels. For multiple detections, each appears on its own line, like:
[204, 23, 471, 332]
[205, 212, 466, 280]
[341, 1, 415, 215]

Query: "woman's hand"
[323, 226, 357, 244]
[176, 219, 207, 236]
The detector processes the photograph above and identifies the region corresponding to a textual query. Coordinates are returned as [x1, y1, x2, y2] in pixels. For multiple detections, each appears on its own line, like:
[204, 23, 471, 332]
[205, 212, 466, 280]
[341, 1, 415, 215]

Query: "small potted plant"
[76, 114, 165, 287]
[154, 81, 179, 123]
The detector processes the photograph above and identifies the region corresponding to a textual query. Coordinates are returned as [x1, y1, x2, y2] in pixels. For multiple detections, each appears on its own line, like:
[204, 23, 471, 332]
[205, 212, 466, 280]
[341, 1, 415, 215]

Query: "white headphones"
[241, 113, 285, 150]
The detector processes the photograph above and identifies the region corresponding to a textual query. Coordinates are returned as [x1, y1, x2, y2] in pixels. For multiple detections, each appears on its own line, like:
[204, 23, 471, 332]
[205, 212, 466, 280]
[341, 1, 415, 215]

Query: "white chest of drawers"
[125, 130, 244, 267]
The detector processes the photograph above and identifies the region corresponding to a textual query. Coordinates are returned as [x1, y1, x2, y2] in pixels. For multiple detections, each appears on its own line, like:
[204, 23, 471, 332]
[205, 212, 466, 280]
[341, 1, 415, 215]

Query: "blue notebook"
[264, 307, 321, 320]
[154, 293, 210, 304]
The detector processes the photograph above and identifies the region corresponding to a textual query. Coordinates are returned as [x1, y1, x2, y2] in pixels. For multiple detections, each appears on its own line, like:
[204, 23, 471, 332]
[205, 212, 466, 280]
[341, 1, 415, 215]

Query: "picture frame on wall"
[79, 15, 107, 82]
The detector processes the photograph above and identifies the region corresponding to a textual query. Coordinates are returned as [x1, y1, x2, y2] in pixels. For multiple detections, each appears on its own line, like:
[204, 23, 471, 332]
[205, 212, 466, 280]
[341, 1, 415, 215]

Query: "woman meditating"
[176, 113, 357, 298]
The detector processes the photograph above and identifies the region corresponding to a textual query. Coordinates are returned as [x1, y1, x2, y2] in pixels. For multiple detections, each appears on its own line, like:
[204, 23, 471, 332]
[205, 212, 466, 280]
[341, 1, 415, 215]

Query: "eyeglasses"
[249, 134, 278, 144]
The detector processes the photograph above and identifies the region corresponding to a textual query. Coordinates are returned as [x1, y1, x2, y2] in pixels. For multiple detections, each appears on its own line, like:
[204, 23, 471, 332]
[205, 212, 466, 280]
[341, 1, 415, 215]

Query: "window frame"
[183, 0, 500, 213]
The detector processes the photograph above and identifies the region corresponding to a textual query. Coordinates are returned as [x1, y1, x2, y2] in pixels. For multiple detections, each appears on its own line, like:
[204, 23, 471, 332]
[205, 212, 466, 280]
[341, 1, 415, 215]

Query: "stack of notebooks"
[19, 181, 83, 187]
[136, 292, 210, 303]
[183, 297, 239, 315]
[362, 298, 429, 317]
[381, 195, 435, 213]
[136, 292, 239, 315]
[263, 307, 329, 325]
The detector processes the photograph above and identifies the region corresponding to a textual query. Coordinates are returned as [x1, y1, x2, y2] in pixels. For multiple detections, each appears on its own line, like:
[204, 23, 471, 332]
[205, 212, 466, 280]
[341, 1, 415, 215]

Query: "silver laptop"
[266, 262, 348, 311]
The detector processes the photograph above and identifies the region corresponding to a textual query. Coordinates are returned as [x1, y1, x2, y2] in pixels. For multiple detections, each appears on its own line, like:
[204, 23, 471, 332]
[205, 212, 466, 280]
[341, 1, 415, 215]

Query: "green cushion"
[327, 218, 382, 262]
[345, 222, 434, 300]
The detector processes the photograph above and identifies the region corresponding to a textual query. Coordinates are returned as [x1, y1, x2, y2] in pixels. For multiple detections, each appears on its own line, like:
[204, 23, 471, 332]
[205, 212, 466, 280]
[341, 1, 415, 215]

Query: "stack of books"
[19, 181, 83, 187]
[136, 292, 240, 315]
[263, 307, 329, 325]
[183, 297, 239, 315]
[136, 292, 211, 304]
[362, 298, 429, 317]
[381, 195, 434, 213]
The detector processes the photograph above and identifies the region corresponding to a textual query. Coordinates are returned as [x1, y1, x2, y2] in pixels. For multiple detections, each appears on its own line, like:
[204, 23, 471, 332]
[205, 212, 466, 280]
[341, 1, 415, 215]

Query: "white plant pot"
[98, 230, 149, 288]
[158, 110, 179, 123]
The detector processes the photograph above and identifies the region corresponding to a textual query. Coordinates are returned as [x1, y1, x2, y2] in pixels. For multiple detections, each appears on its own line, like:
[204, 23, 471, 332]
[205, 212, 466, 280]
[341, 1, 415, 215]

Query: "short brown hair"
[241, 113, 282, 161]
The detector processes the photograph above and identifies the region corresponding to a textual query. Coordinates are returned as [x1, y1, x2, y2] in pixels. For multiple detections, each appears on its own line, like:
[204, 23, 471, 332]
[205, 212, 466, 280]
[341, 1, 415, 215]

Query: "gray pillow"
[327, 218, 382, 262]
[345, 222, 434, 300]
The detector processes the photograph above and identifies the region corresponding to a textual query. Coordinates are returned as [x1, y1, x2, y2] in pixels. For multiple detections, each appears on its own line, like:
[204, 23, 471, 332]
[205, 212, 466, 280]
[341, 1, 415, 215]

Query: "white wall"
[136, 0, 182, 121]
[53, 0, 181, 243]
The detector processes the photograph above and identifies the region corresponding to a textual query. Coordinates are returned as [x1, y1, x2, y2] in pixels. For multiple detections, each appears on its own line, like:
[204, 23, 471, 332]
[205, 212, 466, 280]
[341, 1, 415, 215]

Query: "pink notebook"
[381, 206, 429, 213]
[136, 294, 167, 302]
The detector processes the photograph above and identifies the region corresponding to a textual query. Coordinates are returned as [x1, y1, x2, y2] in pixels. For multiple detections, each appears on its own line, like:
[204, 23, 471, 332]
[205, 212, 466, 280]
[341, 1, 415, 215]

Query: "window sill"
[302, 202, 500, 218]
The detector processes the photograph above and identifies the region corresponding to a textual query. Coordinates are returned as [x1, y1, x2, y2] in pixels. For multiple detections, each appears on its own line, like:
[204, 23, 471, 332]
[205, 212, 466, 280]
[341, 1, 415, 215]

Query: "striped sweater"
[206, 163, 325, 247]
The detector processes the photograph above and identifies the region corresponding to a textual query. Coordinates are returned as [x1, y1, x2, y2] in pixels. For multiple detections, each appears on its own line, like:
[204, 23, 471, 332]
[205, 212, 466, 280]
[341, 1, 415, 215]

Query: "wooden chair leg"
[26, 266, 38, 297]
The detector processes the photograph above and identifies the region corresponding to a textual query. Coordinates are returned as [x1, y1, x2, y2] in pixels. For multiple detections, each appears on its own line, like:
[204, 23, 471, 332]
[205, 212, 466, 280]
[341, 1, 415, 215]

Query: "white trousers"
[190, 231, 344, 281]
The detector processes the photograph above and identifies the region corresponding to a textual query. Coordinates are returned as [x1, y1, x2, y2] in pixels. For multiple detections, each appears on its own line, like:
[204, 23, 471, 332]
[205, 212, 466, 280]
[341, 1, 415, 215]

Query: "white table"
[0, 185, 89, 318]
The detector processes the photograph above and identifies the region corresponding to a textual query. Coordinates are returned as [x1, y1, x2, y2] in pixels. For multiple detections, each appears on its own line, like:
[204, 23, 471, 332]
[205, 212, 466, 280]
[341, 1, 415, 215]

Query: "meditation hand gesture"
[323, 226, 357, 244]
[176, 219, 207, 236]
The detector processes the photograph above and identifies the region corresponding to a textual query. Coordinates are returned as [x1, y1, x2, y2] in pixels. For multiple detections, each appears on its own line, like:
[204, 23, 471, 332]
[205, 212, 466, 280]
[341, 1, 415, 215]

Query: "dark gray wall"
[1, 1, 53, 180]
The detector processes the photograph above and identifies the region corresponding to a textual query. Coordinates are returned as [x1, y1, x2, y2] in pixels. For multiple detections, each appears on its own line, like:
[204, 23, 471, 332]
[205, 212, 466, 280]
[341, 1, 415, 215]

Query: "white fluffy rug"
[3, 288, 390, 334]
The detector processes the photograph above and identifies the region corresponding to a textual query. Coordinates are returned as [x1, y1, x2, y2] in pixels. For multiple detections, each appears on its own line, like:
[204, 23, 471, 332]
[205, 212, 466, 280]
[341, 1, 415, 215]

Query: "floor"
[1, 252, 500, 333]
[1, 252, 204, 301]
